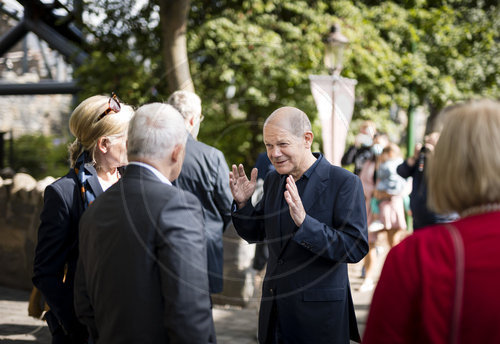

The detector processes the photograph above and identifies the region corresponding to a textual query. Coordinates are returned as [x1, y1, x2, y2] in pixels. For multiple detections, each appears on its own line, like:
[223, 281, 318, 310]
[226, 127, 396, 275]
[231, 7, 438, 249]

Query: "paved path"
[0, 251, 386, 343]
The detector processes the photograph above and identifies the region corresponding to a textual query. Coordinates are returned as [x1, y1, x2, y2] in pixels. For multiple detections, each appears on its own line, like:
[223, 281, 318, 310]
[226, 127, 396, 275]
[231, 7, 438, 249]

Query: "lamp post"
[406, 40, 417, 158]
[323, 24, 349, 76]
[309, 24, 356, 166]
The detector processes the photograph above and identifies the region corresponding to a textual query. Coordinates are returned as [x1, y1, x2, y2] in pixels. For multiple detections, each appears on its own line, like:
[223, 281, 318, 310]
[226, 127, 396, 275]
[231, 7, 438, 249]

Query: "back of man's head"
[167, 90, 202, 122]
[127, 103, 187, 161]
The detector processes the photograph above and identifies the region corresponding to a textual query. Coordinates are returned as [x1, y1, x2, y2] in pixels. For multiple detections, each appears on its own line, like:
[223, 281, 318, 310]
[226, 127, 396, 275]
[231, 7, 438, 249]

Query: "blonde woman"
[364, 99, 500, 343]
[32, 94, 133, 343]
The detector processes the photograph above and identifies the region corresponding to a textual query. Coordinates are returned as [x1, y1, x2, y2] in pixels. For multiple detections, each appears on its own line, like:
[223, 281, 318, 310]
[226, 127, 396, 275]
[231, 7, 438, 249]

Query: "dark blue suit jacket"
[233, 154, 368, 344]
[174, 135, 232, 293]
[33, 163, 102, 338]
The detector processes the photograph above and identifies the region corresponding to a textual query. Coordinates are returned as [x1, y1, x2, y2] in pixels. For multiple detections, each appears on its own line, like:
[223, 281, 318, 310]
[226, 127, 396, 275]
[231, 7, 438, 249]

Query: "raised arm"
[230, 166, 268, 244]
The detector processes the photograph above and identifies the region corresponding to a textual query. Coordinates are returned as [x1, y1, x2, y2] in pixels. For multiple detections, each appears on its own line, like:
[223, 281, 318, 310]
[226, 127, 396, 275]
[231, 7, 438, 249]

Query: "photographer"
[397, 132, 457, 230]
[341, 120, 377, 175]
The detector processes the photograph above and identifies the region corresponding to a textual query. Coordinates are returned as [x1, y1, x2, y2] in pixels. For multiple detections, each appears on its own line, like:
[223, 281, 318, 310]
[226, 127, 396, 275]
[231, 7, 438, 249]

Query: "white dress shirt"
[128, 161, 172, 185]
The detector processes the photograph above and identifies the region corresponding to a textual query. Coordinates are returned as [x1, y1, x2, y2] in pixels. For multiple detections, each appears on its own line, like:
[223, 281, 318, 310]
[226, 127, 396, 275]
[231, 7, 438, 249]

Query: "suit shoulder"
[147, 179, 184, 197]
[158, 187, 204, 228]
[330, 164, 356, 178]
[321, 160, 357, 180]
[189, 139, 224, 159]
[176, 186, 202, 204]
[160, 183, 203, 210]
[45, 169, 77, 196]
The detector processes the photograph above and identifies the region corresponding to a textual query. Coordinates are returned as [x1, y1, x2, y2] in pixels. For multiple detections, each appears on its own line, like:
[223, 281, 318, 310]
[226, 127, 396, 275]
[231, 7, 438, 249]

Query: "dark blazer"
[33, 163, 102, 340]
[232, 154, 368, 344]
[75, 164, 215, 343]
[174, 135, 232, 293]
[397, 157, 458, 230]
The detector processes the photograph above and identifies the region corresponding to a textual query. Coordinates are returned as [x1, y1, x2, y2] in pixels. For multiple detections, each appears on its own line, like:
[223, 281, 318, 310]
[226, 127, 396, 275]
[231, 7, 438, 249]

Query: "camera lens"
[418, 149, 426, 171]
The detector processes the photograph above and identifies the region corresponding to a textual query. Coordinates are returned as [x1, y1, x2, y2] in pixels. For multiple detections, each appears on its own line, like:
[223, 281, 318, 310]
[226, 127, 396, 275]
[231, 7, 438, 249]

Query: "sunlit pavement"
[0, 286, 261, 344]
[0, 286, 51, 343]
[0, 247, 388, 344]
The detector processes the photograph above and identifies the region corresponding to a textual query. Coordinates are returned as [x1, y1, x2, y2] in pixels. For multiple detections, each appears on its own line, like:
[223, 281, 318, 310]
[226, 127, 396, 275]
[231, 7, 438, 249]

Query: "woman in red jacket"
[363, 99, 500, 344]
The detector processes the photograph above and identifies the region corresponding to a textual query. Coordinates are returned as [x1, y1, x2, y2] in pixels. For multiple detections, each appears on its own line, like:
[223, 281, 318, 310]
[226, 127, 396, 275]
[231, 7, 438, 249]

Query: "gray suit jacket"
[75, 164, 215, 343]
[174, 135, 232, 293]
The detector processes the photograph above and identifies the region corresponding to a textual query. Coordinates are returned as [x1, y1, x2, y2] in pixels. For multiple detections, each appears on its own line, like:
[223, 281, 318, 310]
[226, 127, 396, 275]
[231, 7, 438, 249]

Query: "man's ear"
[97, 137, 109, 154]
[170, 143, 184, 162]
[304, 131, 314, 149]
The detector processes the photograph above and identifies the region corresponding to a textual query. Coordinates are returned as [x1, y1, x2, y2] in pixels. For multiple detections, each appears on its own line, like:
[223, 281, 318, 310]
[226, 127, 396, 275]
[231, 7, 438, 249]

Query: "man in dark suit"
[74, 103, 215, 343]
[230, 107, 368, 344]
[168, 90, 232, 294]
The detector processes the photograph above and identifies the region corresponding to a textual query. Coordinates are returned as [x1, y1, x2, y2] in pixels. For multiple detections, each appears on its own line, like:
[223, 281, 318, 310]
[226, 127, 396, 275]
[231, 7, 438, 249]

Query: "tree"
[187, 1, 330, 165]
[366, 1, 498, 124]
[75, 0, 499, 168]
[75, 0, 167, 105]
[12, 134, 69, 179]
[159, 0, 195, 93]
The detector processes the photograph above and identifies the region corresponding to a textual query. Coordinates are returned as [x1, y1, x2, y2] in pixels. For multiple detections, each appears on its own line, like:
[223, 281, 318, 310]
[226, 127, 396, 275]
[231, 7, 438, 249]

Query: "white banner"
[309, 75, 357, 166]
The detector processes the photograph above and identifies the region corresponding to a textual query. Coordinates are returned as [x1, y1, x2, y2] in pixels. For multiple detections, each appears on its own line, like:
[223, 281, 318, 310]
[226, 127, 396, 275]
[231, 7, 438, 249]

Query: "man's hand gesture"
[229, 164, 257, 209]
[284, 176, 306, 227]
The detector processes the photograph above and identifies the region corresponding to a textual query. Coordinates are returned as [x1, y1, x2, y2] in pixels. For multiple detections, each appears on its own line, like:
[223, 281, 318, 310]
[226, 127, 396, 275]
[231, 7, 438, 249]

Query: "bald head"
[263, 106, 316, 179]
[264, 107, 312, 137]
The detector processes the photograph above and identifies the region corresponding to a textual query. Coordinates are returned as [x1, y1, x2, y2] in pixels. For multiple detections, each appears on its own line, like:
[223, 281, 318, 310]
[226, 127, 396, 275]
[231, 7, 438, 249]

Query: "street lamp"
[309, 23, 356, 166]
[323, 24, 349, 76]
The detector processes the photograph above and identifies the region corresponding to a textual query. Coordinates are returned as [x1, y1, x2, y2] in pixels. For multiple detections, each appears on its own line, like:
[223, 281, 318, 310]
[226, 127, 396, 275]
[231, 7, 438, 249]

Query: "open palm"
[229, 164, 257, 208]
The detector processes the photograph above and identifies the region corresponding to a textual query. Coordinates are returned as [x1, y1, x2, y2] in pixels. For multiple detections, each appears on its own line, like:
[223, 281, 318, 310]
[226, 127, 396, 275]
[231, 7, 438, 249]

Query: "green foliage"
[188, 1, 329, 166]
[12, 135, 70, 179]
[75, 0, 499, 169]
[333, 0, 499, 145]
[75, 0, 167, 105]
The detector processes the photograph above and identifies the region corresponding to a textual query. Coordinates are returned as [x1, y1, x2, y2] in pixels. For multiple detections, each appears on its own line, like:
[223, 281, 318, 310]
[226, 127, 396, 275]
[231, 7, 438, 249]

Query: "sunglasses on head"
[96, 92, 121, 122]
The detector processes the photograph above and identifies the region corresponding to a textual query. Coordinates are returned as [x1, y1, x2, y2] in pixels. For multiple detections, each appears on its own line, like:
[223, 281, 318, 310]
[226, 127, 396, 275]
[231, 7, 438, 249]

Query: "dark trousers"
[265, 301, 284, 344]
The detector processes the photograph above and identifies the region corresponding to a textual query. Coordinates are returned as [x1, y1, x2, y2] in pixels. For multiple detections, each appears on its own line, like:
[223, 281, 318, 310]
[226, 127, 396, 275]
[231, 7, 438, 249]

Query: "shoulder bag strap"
[445, 224, 465, 344]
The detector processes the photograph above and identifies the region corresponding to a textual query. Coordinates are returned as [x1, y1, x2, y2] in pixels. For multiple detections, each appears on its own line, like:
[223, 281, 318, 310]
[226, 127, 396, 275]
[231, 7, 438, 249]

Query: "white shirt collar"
[128, 161, 172, 185]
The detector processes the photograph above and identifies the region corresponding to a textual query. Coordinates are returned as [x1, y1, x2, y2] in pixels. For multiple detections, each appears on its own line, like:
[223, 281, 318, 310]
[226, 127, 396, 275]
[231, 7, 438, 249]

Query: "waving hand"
[229, 164, 257, 209]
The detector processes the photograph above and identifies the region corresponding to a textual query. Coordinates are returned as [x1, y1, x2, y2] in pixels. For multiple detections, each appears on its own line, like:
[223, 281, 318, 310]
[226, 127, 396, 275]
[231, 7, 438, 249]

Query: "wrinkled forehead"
[263, 120, 299, 141]
[264, 118, 293, 132]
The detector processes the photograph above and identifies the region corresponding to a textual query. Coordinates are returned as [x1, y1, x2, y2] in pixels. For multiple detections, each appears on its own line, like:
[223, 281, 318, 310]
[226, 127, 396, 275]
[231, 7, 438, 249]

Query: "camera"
[418, 146, 428, 172]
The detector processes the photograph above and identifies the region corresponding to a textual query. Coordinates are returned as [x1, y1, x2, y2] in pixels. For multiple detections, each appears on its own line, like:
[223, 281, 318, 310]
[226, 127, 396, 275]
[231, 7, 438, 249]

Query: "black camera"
[418, 146, 428, 172]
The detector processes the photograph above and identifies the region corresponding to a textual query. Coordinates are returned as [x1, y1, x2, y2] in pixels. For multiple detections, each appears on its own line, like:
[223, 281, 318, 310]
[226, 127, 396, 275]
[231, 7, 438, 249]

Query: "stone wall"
[0, 173, 54, 290]
[0, 172, 261, 306]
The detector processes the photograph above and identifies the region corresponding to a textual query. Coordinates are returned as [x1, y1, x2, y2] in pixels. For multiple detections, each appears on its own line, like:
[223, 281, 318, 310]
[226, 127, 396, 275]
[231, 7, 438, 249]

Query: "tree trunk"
[158, 0, 194, 94]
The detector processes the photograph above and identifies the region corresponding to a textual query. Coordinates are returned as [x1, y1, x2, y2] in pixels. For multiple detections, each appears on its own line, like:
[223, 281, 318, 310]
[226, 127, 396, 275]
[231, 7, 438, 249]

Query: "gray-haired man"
[75, 103, 215, 343]
[168, 90, 232, 294]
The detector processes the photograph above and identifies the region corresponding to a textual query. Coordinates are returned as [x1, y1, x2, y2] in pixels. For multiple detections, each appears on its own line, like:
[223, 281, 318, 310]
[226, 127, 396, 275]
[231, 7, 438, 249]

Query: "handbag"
[445, 224, 465, 344]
